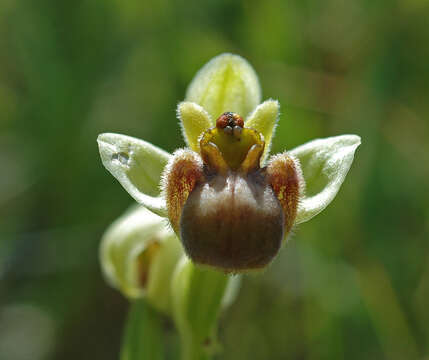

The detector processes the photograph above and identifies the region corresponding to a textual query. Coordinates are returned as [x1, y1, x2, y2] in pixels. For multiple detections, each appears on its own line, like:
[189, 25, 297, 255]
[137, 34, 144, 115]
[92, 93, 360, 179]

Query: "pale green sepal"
[245, 99, 279, 163]
[147, 231, 183, 313]
[186, 53, 261, 121]
[172, 257, 229, 360]
[178, 102, 212, 152]
[97, 133, 170, 216]
[221, 275, 241, 309]
[290, 134, 361, 224]
[100, 206, 182, 314]
[120, 300, 164, 360]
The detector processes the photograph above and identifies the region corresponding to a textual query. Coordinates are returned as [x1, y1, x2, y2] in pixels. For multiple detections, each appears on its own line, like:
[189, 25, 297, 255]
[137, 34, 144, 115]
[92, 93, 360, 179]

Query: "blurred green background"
[1, 0, 428, 359]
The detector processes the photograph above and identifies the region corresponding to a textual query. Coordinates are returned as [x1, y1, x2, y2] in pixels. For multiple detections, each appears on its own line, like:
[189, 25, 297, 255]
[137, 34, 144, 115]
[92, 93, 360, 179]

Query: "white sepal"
[290, 135, 361, 224]
[97, 133, 170, 216]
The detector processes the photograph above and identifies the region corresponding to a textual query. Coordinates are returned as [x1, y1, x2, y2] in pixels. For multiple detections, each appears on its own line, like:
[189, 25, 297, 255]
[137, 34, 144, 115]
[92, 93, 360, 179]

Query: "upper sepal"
[290, 134, 361, 224]
[185, 53, 261, 120]
[97, 133, 170, 216]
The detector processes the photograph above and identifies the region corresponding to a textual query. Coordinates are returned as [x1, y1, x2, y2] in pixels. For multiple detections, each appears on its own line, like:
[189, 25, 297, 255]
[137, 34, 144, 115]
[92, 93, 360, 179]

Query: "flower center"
[199, 112, 265, 173]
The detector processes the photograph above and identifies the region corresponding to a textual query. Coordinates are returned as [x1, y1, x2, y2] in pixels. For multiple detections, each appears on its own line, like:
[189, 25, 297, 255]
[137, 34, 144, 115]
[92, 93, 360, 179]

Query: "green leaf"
[120, 300, 164, 360]
[97, 133, 170, 216]
[186, 53, 261, 120]
[290, 134, 361, 224]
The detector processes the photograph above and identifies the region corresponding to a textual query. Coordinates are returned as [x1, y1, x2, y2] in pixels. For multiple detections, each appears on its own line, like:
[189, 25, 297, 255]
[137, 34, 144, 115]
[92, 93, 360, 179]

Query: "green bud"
[100, 206, 182, 314]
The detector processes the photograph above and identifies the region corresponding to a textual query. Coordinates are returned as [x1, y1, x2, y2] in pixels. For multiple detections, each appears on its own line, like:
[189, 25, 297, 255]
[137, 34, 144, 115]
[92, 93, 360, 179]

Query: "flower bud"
[100, 206, 182, 313]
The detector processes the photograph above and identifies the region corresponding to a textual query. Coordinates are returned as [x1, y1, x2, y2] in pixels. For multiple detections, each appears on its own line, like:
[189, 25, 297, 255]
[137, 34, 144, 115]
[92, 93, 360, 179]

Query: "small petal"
[290, 134, 361, 224]
[97, 133, 170, 216]
[245, 99, 280, 162]
[177, 102, 212, 152]
[186, 53, 261, 120]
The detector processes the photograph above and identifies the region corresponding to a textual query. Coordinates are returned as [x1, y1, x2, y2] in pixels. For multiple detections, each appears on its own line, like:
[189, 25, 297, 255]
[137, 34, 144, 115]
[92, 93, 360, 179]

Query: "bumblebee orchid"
[98, 53, 360, 273]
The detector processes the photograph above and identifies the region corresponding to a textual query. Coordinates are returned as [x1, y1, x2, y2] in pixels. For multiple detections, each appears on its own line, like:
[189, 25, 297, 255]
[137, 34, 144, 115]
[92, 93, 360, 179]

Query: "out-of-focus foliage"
[0, 0, 428, 359]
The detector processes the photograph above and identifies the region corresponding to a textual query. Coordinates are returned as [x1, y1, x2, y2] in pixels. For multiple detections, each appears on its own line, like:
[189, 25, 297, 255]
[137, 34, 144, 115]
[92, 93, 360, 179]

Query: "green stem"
[120, 300, 164, 360]
[172, 259, 229, 360]
[181, 335, 211, 360]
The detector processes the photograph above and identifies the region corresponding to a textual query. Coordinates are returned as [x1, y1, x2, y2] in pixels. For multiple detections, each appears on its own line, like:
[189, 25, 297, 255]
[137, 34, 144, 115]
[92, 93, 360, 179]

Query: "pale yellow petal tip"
[177, 102, 212, 152]
[246, 99, 280, 129]
[185, 53, 261, 119]
[245, 99, 280, 162]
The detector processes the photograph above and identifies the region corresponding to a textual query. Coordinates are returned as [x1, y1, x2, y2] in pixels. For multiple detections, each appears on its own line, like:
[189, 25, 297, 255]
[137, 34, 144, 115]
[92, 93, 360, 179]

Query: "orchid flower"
[97, 53, 360, 273]
[97, 53, 360, 360]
